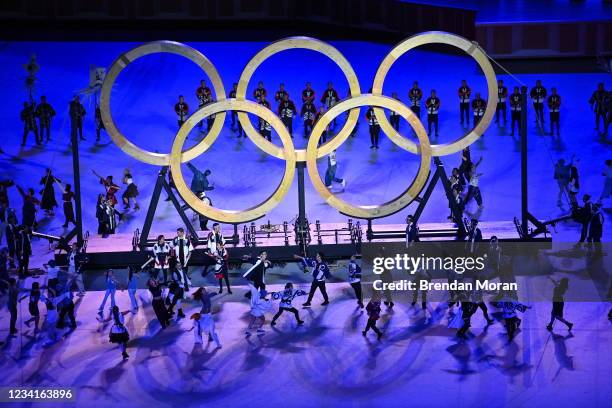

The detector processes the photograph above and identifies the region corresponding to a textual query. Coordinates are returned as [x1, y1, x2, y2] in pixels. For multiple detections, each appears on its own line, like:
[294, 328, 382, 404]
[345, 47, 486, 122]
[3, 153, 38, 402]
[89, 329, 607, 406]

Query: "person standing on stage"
[577, 194, 593, 245]
[302, 82, 315, 104]
[253, 81, 267, 103]
[95, 194, 106, 235]
[35, 95, 55, 142]
[60, 183, 75, 228]
[270, 282, 306, 326]
[5, 213, 18, 269]
[17, 226, 32, 279]
[16, 186, 39, 228]
[97, 269, 118, 319]
[242, 250, 271, 293]
[93, 172, 120, 207]
[229, 82, 243, 136]
[148, 277, 170, 329]
[390, 92, 401, 132]
[471, 92, 486, 134]
[127, 266, 139, 313]
[409, 81, 423, 118]
[39, 168, 60, 217]
[4, 278, 19, 336]
[301, 99, 316, 138]
[554, 157, 572, 207]
[405, 214, 420, 247]
[509, 86, 522, 136]
[245, 283, 273, 337]
[109, 305, 130, 360]
[279, 93, 297, 137]
[548, 87, 562, 137]
[197, 191, 212, 231]
[258, 94, 272, 141]
[19, 281, 44, 332]
[425, 90, 440, 138]
[459, 146, 473, 185]
[321, 82, 339, 128]
[152, 235, 171, 283]
[196, 79, 212, 131]
[274, 83, 288, 105]
[67, 242, 85, 296]
[530, 80, 547, 127]
[69, 95, 86, 141]
[121, 168, 139, 211]
[324, 150, 346, 190]
[568, 160, 581, 207]
[21, 101, 40, 146]
[411, 268, 431, 310]
[172, 227, 193, 288]
[296, 252, 331, 307]
[362, 290, 383, 340]
[466, 218, 483, 254]
[546, 277, 573, 331]
[347, 255, 363, 308]
[587, 203, 604, 254]
[496, 79, 507, 126]
[365, 106, 381, 149]
[589, 83, 607, 133]
[94, 103, 106, 142]
[314, 105, 329, 144]
[174, 95, 189, 129]
[214, 242, 231, 294]
[458, 80, 471, 126]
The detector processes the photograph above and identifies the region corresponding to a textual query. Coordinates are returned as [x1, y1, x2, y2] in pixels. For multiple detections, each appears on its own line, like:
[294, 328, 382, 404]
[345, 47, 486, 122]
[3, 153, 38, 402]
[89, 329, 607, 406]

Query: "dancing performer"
[152, 235, 171, 282]
[473, 277, 494, 325]
[253, 81, 267, 103]
[41, 296, 58, 345]
[258, 94, 272, 141]
[554, 157, 572, 206]
[93, 172, 120, 207]
[496, 79, 507, 126]
[242, 250, 271, 292]
[302, 82, 315, 104]
[279, 93, 297, 137]
[174, 95, 189, 128]
[425, 90, 440, 137]
[324, 150, 345, 189]
[186, 163, 214, 196]
[39, 168, 60, 216]
[192, 286, 222, 347]
[59, 183, 75, 227]
[411, 268, 431, 310]
[456, 292, 478, 339]
[296, 252, 331, 307]
[17, 226, 32, 278]
[347, 255, 363, 308]
[471, 93, 486, 134]
[390, 92, 401, 131]
[546, 277, 573, 331]
[148, 277, 170, 329]
[196, 80, 212, 131]
[95, 194, 106, 235]
[35, 95, 55, 142]
[207, 222, 225, 254]
[55, 279, 77, 330]
[198, 192, 212, 231]
[509, 86, 522, 136]
[587, 203, 604, 255]
[67, 242, 85, 296]
[466, 218, 483, 254]
[365, 106, 380, 149]
[548, 87, 562, 136]
[109, 306, 130, 359]
[589, 83, 607, 132]
[245, 283, 272, 337]
[20, 281, 43, 332]
[172, 227, 193, 286]
[362, 290, 383, 340]
[69, 95, 86, 141]
[95, 104, 106, 142]
[44, 259, 60, 294]
[321, 82, 339, 127]
[500, 295, 530, 342]
[214, 242, 231, 294]
[102, 199, 120, 236]
[4, 278, 19, 335]
[166, 274, 186, 319]
[464, 158, 484, 210]
[301, 99, 316, 137]
[405, 214, 419, 247]
[274, 83, 288, 104]
[20, 101, 40, 146]
[530, 80, 547, 126]
[127, 266, 139, 313]
[121, 169, 139, 210]
[408, 81, 423, 118]
[98, 269, 118, 319]
[458, 80, 471, 126]
[271, 282, 306, 326]
[314, 105, 329, 144]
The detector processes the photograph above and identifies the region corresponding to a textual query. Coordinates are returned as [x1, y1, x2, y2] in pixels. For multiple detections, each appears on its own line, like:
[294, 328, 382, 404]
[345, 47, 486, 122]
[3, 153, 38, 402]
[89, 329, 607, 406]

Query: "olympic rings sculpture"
[100, 32, 497, 223]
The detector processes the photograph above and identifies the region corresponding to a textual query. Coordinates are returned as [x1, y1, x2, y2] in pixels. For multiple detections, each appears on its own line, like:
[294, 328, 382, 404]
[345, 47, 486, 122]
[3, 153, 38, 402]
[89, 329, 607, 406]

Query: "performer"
[147, 277, 170, 329]
[95, 194, 106, 235]
[97, 269, 118, 319]
[69, 95, 86, 141]
[109, 306, 130, 360]
[347, 255, 363, 308]
[362, 291, 383, 340]
[196, 79, 212, 130]
[166, 274, 186, 319]
[365, 106, 380, 149]
[172, 227, 193, 289]
[568, 162, 580, 207]
[587, 203, 604, 255]
[405, 214, 419, 247]
[411, 268, 431, 310]
[186, 163, 214, 197]
[577, 194, 593, 244]
[466, 218, 483, 255]
[456, 292, 478, 339]
[228, 82, 243, 136]
[67, 242, 85, 296]
[152, 235, 171, 282]
[314, 105, 329, 145]
[546, 277, 573, 331]
[189, 309, 221, 348]
[471, 93, 486, 134]
[295, 252, 331, 307]
[324, 150, 346, 189]
[253, 81, 267, 103]
[59, 183, 75, 228]
[39, 168, 60, 217]
[44, 259, 60, 294]
[214, 242, 231, 294]
[425, 90, 440, 138]
[198, 191, 212, 231]
[16, 186, 39, 228]
[35, 95, 55, 142]
[321, 82, 339, 127]
[174, 95, 189, 128]
[5, 216, 17, 269]
[496, 79, 507, 126]
[274, 83, 288, 104]
[554, 157, 572, 206]
[245, 283, 272, 337]
[464, 159, 484, 210]
[4, 278, 18, 335]
[121, 169, 139, 210]
[127, 266, 139, 313]
[242, 250, 271, 292]
[102, 199, 120, 236]
[548, 87, 562, 136]
[17, 226, 32, 279]
[589, 83, 607, 132]
[258, 94, 272, 141]
[93, 172, 120, 206]
[20, 101, 40, 146]
[408, 81, 423, 118]
[472, 277, 494, 325]
[301, 99, 316, 137]
[278, 93, 297, 137]
[302, 82, 315, 104]
[270, 282, 306, 326]
[458, 80, 471, 126]
[530, 80, 547, 126]
[19, 281, 44, 332]
[390, 92, 401, 131]
[509, 86, 522, 136]
[94, 103, 106, 142]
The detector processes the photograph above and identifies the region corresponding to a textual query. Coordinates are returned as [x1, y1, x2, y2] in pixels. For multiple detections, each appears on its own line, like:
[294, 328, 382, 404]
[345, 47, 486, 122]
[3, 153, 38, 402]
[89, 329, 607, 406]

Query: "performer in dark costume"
[242, 250, 271, 293]
[198, 192, 212, 231]
[5, 213, 18, 268]
[35, 95, 55, 142]
[60, 183, 75, 228]
[109, 306, 130, 360]
[456, 292, 478, 339]
[69, 95, 86, 141]
[4, 278, 18, 335]
[302, 82, 315, 104]
[301, 100, 316, 137]
[271, 282, 306, 326]
[95, 194, 106, 235]
[314, 106, 329, 145]
[587, 203, 604, 255]
[324, 150, 345, 189]
[258, 94, 272, 141]
[16, 186, 39, 228]
[548, 87, 562, 136]
[458, 80, 471, 126]
[102, 199, 120, 236]
[390, 92, 401, 131]
[347, 255, 363, 308]
[147, 278, 170, 329]
[509, 86, 522, 136]
[95, 103, 106, 142]
[589, 83, 607, 132]
[174, 95, 189, 128]
[530, 80, 547, 126]
[321, 82, 339, 127]
[39, 168, 60, 216]
[20, 101, 40, 146]
[196, 79, 212, 131]
[362, 291, 383, 340]
[274, 83, 288, 105]
[253, 81, 267, 103]
[471, 93, 486, 135]
[296, 252, 331, 307]
[365, 106, 381, 149]
[0, 179, 14, 210]
[405, 214, 420, 246]
[466, 218, 483, 255]
[496, 79, 507, 126]
[186, 163, 214, 196]
[546, 277, 573, 331]
[500, 296, 530, 342]
[411, 268, 431, 310]
[172, 227, 193, 289]
[279, 93, 297, 137]
[214, 242, 231, 294]
[121, 168, 139, 210]
[409, 81, 423, 118]
[19, 281, 44, 332]
[152, 234, 171, 282]
[17, 226, 32, 279]
[425, 90, 440, 137]
[459, 146, 473, 186]
[228, 82, 243, 136]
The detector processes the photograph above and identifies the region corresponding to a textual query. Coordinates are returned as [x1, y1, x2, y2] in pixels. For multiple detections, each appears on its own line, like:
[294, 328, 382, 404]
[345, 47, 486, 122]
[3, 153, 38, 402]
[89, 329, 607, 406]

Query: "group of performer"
[93, 169, 139, 237]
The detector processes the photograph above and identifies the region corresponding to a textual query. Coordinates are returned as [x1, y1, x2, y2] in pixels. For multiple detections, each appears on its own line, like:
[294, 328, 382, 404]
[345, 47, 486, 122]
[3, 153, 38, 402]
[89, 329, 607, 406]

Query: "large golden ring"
[306, 94, 432, 219]
[372, 31, 498, 156]
[100, 41, 227, 166]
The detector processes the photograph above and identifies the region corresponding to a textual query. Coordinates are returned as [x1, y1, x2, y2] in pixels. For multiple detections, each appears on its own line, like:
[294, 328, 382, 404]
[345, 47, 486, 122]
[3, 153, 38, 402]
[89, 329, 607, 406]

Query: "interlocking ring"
[169, 99, 296, 224]
[372, 31, 498, 156]
[306, 94, 431, 219]
[236, 36, 361, 162]
[100, 41, 227, 166]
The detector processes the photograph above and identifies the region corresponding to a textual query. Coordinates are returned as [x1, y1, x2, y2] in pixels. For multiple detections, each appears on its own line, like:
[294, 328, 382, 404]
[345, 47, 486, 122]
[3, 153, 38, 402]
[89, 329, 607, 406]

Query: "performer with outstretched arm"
[295, 252, 331, 307]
